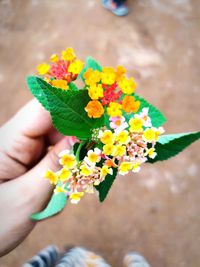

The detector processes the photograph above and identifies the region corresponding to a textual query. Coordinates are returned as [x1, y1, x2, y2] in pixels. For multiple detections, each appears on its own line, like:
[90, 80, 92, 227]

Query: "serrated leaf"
[78, 56, 102, 80]
[148, 131, 200, 163]
[27, 76, 50, 111]
[95, 167, 118, 202]
[123, 94, 167, 127]
[27, 76, 104, 140]
[31, 192, 67, 221]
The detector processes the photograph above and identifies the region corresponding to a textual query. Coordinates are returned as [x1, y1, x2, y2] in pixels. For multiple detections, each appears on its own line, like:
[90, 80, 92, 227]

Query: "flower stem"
[75, 141, 86, 162]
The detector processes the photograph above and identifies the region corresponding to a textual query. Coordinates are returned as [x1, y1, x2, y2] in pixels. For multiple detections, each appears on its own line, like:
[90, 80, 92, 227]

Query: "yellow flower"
[119, 77, 136, 95]
[88, 152, 100, 163]
[115, 130, 130, 144]
[101, 67, 116, 85]
[85, 148, 101, 165]
[61, 47, 76, 61]
[59, 153, 76, 169]
[54, 185, 67, 194]
[155, 127, 164, 141]
[44, 170, 58, 185]
[50, 54, 59, 62]
[51, 79, 68, 90]
[80, 164, 93, 176]
[132, 162, 141, 173]
[143, 128, 156, 142]
[122, 95, 140, 114]
[83, 68, 93, 79]
[129, 117, 143, 132]
[83, 69, 101, 86]
[100, 130, 115, 144]
[85, 100, 104, 118]
[105, 159, 117, 168]
[70, 192, 84, 204]
[37, 63, 50, 75]
[58, 168, 72, 181]
[103, 144, 116, 156]
[100, 165, 113, 177]
[119, 162, 133, 175]
[112, 145, 126, 157]
[93, 180, 101, 186]
[147, 148, 157, 159]
[107, 102, 122, 117]
[68, 59, 84, 75]
[88, 84, 103, 100]
[116, 65, 126, 82]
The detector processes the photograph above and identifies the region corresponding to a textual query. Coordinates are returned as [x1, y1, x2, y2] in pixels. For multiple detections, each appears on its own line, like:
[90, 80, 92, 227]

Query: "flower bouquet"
[27, 48, 200, 220]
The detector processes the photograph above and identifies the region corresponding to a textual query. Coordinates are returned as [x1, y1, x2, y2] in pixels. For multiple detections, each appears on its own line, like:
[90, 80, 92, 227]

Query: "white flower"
[147, 148, 157, 159]
[109, 116, 128, 133]
[135, 107, 152, 127]
[157, 127, 165, 134]
[132, 162, 141, 173]
[58, 149, 71, 157]
[84, 148, 101, 166]
[114, 122, 129, 134]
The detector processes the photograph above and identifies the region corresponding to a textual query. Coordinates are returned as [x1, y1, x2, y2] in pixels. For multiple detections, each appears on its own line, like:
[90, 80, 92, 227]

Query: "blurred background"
[0, 0, 200, 266]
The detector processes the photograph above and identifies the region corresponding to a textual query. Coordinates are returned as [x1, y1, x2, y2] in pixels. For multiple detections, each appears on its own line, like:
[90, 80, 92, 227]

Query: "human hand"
[0, 100, 70, 256]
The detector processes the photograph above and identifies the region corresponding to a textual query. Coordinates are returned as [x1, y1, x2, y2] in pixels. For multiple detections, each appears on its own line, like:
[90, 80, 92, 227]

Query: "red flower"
[49, 60, 69, 80]
[102, 83, 122, 106]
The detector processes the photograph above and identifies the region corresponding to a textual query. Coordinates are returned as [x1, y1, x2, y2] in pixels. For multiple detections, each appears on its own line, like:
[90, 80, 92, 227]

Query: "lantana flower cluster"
[37, 48, 164, 204]
[37, 47, 84, 90]
[45, 108, 164, 204]
[84, 65, 140, 119]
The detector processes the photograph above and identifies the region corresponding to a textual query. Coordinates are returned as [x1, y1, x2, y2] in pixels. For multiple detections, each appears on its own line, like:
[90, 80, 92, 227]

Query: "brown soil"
[0, 0, 200, 266]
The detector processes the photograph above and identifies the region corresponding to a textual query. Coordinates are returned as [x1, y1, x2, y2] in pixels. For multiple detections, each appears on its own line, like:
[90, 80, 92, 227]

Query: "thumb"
[20, 137, 71, 213]
[0, 137, 70, 219]
[0, 137, 70, 256]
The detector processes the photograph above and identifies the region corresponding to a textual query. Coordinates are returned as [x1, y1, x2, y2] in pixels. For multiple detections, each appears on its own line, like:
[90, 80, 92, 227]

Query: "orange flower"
[105, 159, 117, 168]
[116, 65, 126, 82]
[85, 100, 104, 118]
[51, 79, 68, 90]
[122, 95, 140, 113]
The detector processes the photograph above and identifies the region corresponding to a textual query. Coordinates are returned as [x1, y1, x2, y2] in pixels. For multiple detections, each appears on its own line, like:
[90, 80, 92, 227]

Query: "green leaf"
[27, 76, 104, 140]
[31, 192, 67, 221]
[148, 131, 200, 163]
[95, 167, 118, 202]
[135, 94, 167, 127]
[68, 82, 78, 91]
[78, 56, 102, 80]
[27, 76, 50, 111]
[123, 94, 167, 128]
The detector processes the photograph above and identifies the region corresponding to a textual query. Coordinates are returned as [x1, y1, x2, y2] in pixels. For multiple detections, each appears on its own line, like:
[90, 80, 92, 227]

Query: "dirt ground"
[0, 0, 200, 266]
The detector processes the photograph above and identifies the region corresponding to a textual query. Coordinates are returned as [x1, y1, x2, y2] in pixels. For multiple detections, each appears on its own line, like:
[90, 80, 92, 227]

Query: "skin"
[0, 100, 71, 256]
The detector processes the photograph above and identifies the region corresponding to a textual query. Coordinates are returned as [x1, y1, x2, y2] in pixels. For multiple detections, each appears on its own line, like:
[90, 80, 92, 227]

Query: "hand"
[0, 100, 70, 256]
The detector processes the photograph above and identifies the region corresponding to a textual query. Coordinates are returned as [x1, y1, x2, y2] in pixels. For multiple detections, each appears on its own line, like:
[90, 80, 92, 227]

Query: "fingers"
[47, 128, 63, 146]
[19, 137, 70, 212]
[0, 133, 46, 180]
[0, 99, 54, 179]
[0, 151, 27, 180]
[0, 137, 70, 256]
[12, 99, 53, 138]
[0, 99, 53, 146]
